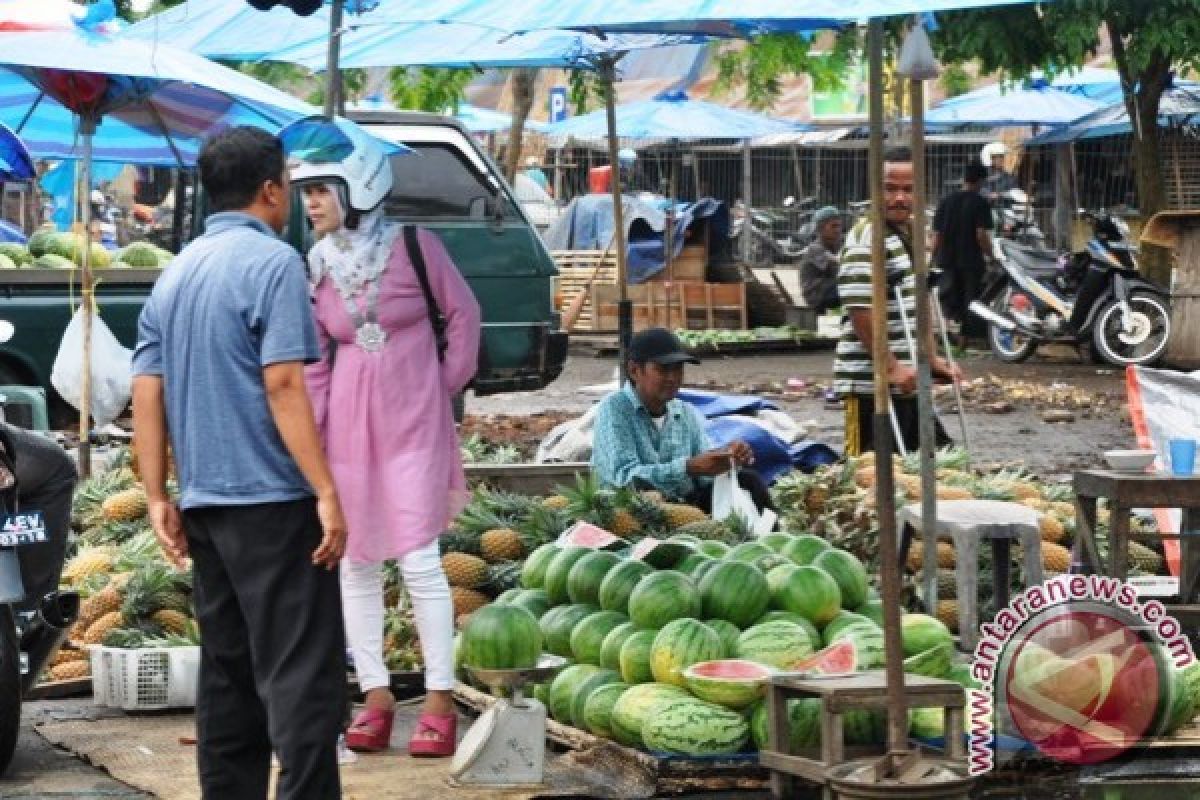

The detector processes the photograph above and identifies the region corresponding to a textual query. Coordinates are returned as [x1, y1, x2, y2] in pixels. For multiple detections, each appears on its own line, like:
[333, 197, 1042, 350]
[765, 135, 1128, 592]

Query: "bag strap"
[403, 225, 448, 362]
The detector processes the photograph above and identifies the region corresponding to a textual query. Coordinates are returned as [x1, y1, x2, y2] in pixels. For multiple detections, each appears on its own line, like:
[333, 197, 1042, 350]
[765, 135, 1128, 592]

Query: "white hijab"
[307, 183, 400, 301]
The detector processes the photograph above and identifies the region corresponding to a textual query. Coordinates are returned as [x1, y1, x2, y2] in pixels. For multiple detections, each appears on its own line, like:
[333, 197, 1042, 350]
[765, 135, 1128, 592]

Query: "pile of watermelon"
[459, 527, 971, 758]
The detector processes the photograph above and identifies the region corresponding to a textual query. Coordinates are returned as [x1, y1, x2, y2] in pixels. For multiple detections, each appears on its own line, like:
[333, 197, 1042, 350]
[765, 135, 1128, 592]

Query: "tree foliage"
[387, 68, 473, 113]
[713, 31, 860, 109]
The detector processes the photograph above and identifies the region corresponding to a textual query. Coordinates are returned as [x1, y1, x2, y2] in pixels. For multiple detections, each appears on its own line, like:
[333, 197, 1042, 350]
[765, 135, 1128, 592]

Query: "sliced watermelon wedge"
[789, 640, 858, 675]
[683, 659, 774, 709]
[630, 537, 695, 568]
[557, 521, 626, 550]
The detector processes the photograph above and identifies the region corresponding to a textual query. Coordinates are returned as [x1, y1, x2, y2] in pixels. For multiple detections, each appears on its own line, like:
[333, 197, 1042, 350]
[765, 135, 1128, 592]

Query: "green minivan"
[0, 111, 567, 424]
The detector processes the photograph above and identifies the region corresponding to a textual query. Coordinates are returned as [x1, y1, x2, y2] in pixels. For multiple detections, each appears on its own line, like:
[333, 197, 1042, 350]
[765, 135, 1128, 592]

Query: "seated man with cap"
[592, 327, 773, 513]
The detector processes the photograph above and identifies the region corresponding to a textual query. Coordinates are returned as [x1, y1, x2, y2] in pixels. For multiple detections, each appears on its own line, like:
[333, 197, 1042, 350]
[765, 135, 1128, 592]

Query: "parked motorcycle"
[0, 318, 78, 776]
[993, 188, 1047, 249]
[969, 210, 1171, 367]
[731, 196, 814, 267]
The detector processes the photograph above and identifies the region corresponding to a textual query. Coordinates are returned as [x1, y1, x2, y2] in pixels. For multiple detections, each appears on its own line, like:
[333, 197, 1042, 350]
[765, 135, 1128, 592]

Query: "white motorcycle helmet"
[981, 141, 1008, 167]
[286, 116, 393, 228]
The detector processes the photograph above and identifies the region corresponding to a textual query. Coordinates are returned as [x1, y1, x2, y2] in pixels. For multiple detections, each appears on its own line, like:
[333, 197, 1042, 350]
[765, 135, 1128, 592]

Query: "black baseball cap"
[629, 328, 700, 366]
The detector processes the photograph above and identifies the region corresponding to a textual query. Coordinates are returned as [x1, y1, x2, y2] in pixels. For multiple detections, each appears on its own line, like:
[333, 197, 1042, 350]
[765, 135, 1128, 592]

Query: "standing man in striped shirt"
[833, 146, 964, 456]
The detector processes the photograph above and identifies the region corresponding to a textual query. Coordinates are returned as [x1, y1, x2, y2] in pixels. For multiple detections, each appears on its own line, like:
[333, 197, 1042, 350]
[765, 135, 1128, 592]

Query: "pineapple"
[72, 469, 136, 528]
[1129, 541, 1164, 574]
[62, 547, 117, 586]
[50, 648, 87, 667]
[854, 467, 876, 489]
[673, 519, 736, 544]
[152, 609, 191, 635]
[479, 528, 523, 563]
[541, 495, 570, 512]
[622, 490, 666, 534]
[442, 553, 489, 588]
[935, 599, 960, 633]
[1010, 481, 1042, 502]
[905, 541, 955, 571]
[562, 473, 623, 532]
[101, 487, 149, 523]
[1049, 501, 1076, 519]
[77, 583, 124, 632]
[84, 611, 125, 645]
[1039, 515, 1066, 544]
[804, 482, 832, 515]
[517, 504, 571, 550]
[936, 569, 958, 599]
[49, 660, 91, 681]
[609, 508, 642, 538]
[1019, 497, 1049, 512]
[1041, 542, 1072, 573]
[121, 562, 190, 626]
[936, 486, 974, 501]
[660, 502, 708, 530]
[451, 587, 489, 618]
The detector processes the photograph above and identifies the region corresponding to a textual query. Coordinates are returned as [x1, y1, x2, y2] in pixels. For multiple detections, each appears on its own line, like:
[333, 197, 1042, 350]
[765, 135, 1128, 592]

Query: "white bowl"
[1104, 449, 1157, 472]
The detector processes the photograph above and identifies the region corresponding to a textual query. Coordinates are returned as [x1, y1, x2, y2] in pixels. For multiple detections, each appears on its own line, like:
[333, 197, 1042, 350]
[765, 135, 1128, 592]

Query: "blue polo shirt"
[592, 383, 711, 500]
[132, 212, 319, 511]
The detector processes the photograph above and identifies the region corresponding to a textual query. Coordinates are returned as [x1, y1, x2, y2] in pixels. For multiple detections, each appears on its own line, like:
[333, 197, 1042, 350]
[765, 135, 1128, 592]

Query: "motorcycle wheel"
[0, 606, 20, 777]
[1092, 292, 1171, 367]
[987, 288, 1038, 362]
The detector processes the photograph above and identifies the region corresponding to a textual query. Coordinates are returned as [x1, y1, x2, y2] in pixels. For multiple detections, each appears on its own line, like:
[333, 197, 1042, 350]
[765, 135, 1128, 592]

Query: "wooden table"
[1074, 470, 1200, 618]
[758, 671, 966, 799]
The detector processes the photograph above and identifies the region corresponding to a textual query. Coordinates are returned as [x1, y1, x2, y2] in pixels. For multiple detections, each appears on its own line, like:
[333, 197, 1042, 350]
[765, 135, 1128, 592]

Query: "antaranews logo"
[967, 575, 1195, 775]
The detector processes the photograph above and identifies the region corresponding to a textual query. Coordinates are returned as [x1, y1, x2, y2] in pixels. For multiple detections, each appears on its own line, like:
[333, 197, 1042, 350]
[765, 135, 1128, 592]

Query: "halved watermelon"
[790, 640, 857, 676]
[558, 521, 626, 550]
[682, 659, 773, 710]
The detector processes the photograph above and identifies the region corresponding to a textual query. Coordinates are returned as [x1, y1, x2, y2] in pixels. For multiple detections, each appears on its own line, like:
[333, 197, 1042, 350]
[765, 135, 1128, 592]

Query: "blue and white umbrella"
[926, 78, 1105, 128]
[544, 90, 802, 141]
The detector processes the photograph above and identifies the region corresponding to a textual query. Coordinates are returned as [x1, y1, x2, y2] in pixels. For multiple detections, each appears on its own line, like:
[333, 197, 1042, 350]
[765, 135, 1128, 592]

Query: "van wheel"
[0, 606, 20, 777]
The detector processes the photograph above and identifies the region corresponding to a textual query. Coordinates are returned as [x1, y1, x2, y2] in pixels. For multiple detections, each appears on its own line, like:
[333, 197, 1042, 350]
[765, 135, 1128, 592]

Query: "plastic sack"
[536, 406, 598, 463]
[51, 307, 133, 427]
[712, 466, 777, 536]
[897, 22, 940, 81]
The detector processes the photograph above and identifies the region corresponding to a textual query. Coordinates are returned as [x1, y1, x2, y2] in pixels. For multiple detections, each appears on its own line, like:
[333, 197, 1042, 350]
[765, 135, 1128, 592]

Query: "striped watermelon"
[619, 629, 658, 684]
[521, 543, 561, 589]
[699, 561, 770, 628]
[727, 542, 774, 563]
[567, 550, 623, 606]
[760, 532, 794, 553]
[650, 619, 725, 687]
[675, 552, 716, 577]
[598, 559, 654, 614]
[569, 668, 623, 728]
[756, 611, 821, 648]
[683, 659, 772, 709]
[704, 618, 742, 656]
[845, 710, 886, 745]
[509, 588, 552, 620]
[461, 604, 542, 670]
[543, 546, 591, 604]
[765, 563, 798, 596]
[610, 683, 689, 748]
[750, 696, 822, 750]
[494, 588, 521, 604]
[570, 610, 629, 665]
[548, 665, 603, 723]
[903, 642, 954, 680]
[781, 534, 831, 566]
[828, 622, 885, 669]
[599, 622, 638, 671]
[699, 540, 730, 558]
[735, 620, 816, 669]
[772, 565, 842, 626]
[812, 549, 869, 610]
[582, 681, 631, 739]
[901, 614, 954, 657]
[628, 571, 701, 629]
[642, 698, 751, 757]
[541, 603, 599, 658]
[821, 611, 875, 646]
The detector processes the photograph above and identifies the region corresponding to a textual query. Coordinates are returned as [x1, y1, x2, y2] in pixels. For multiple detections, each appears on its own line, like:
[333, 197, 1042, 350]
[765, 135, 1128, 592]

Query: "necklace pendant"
[355, 322, 387, 353]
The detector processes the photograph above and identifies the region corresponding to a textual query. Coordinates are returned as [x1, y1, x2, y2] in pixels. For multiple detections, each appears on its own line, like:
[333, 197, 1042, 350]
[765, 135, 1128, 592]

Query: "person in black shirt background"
[932, 162, 994, 346]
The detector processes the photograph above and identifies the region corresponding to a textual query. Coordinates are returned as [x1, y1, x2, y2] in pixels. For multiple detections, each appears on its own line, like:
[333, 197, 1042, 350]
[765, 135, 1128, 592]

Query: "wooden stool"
[897, 500, 1044, 651]
[758, 671, 966, 800]
[1074, 470, 1200, 622]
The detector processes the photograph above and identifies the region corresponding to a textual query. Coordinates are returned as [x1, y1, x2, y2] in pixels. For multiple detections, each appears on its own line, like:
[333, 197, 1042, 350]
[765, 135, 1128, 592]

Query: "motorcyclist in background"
[981, 142, 1017, 201]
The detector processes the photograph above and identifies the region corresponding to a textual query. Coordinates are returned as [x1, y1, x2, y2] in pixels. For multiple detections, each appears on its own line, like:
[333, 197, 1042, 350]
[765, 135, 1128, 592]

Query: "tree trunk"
[504, 69, 538, 184]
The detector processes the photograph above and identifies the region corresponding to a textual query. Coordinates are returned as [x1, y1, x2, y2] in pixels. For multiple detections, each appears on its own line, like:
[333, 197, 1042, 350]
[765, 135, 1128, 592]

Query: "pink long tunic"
[305, 228, 482, 564]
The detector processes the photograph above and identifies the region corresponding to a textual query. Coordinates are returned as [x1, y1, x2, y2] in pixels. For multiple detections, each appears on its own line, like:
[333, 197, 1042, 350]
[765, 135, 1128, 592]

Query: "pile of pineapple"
[49, 457, 197, 684]
[773, 448, 1167, 633]
[439, 475, 732, 624]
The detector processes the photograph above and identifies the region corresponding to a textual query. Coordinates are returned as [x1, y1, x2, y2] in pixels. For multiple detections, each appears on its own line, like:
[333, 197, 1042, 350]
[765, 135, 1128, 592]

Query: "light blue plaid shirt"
[592, 383, 711, 500]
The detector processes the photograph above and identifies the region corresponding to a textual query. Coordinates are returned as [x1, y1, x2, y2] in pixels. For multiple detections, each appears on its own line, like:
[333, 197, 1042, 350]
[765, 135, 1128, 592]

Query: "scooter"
[731, 197, 813, 267]
[0, 319, 78, 776]
[993, 188, 1047, 249]
[969, 210, 1171, 367]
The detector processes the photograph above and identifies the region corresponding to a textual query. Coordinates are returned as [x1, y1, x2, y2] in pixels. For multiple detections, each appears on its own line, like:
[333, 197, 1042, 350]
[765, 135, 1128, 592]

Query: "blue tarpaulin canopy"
[544, 90, 802, 141]
[454, 104, 548, 134]
[926, 78, 1105, 128]
[1030, 82, 1200, 144]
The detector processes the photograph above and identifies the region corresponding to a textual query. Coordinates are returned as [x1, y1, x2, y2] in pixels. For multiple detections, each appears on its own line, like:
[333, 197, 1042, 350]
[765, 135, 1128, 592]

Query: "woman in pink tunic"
[293, 137, 481, 757]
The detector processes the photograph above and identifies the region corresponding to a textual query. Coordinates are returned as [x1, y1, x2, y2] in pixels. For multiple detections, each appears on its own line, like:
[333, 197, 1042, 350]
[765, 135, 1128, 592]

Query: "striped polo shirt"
[832, 220, 918, 396]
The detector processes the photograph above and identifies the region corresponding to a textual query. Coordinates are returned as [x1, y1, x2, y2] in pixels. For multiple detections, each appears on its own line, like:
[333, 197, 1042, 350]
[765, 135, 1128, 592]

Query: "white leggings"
[340, 540, 455, 694]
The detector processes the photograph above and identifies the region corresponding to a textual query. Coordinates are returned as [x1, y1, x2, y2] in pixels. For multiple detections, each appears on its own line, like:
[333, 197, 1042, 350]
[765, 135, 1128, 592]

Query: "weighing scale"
[450, 654, 567, 787]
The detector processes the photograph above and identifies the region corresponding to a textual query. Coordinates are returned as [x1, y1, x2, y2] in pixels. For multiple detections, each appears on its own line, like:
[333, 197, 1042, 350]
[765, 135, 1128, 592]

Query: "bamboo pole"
[77, 120, 95, 479]
[599, 56, 633, 378]
[323, 0, 344, 119]
[867, 18, 908, 760]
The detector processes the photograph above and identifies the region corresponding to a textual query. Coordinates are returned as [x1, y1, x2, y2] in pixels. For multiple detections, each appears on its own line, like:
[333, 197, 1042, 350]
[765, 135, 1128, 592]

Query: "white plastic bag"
[51, 307, 132, 427]
[897, 21, 941, 81]
[712, 466, 777, 536]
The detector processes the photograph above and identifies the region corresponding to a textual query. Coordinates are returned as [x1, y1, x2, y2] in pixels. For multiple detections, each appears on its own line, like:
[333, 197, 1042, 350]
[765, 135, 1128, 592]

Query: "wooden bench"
[591, 282, 747, 331]
[552, 250, 618, 332]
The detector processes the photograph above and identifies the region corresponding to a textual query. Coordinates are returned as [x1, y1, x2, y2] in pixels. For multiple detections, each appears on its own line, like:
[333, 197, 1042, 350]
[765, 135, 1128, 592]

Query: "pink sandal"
[408, 712, 456, 758]
[345, 707, 394, 753]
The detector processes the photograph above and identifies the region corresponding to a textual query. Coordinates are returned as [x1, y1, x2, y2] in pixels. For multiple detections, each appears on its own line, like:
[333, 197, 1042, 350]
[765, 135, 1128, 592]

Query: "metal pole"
[78, 120, 95, 479]
[323, 0, 344, 120]
[867, 18, 907, 761]
[600, 57, 633, 380]
[910, 77, 940, 621]
[741, 138, 752, 264]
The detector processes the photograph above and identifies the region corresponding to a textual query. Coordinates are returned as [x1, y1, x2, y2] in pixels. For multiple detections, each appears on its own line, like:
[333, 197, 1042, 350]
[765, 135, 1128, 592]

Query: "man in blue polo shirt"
[132, 127, 346, 800]
[592, 328, 772, 513]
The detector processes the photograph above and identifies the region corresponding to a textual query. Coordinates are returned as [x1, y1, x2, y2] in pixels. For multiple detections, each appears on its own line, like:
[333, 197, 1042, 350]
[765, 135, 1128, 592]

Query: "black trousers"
[183, 499, 345, 800]
[844, 393, 952, 457]
[687, 469, 776, 514]
[10, 424, 77, 611]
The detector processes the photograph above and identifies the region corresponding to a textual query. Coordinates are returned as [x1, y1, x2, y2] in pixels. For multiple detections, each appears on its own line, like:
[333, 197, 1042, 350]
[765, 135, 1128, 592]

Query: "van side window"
[385, 143, 495, 220]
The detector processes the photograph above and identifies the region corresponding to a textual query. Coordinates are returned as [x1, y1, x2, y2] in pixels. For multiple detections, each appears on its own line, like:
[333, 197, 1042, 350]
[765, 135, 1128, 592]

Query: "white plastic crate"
[89, 645, 200, 711]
